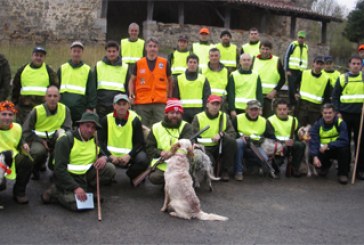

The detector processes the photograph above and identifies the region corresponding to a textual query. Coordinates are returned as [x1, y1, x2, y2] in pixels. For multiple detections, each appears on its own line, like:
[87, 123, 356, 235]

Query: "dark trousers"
[262, 97, 274, 118]
[287, 69, 302, 106]
[125, 151, 149, 180]
[13, 154, 33, 196]
[273, 141, 306, 174]
[297, 100, 322, 126]
[341, 112, 364, 172]
[318, 147, 350, 176]
[96, 105, 114, 121]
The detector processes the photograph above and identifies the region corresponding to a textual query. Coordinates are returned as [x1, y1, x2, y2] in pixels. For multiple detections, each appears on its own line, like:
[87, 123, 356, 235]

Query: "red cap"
[208, 95, 222, 103]
[165, 98, 184, 114]
[358, 44, 364, 51]
[199, 27, 210, 34]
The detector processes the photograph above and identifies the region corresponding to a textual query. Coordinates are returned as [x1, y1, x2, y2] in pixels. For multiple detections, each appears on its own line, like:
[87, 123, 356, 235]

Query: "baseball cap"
[314, 56, 325, 63]
[33, 46, 47, 55]
[165, 98, 184, 113]
[199, 27, 210, 34]
[70, 41, 84, 49]
[247, 100, 261, 109]
[208, 95, 222, 104]
[178, 35, 188, 41]
[113, 94, 129, 104]
[297, 31, 306, 38]
[324, 56, 333, 63]
[358, 44, 364, 51]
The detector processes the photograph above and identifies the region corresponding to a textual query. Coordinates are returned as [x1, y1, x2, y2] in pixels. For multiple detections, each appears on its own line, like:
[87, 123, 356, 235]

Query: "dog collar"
[0, 161, 11, 175]
[176, 148, 188, 155]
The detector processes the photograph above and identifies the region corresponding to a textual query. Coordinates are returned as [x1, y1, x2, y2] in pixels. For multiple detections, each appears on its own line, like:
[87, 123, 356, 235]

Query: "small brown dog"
[161, 139, 228, 221]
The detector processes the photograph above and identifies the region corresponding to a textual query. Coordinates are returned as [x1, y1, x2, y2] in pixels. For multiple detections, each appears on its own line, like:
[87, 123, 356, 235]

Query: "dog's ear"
[170, 142, 181, 155]
[187, 146, 194, 158]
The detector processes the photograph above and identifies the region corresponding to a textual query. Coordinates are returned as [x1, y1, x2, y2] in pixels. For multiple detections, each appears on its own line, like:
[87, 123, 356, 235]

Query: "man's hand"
[266, 89, 277, 100]
[41, 139, 49, 151]
[212, 134, 221, 142]
[313, 156, 321, 168]
[230, 110, 237, 119]
[319, 144, 329, 153]
[119, 155, 131, 166]
[286, 70, 292, 76]
[22, 143, 30, 153]
[129, 94, 135, 105]
[294, 93, 300, 101]
[109, 155, 119, 165]
[74, 187, 87, 202]
[160, 151, 172, 159]
[285, 139, 294, 147]
[94, 156, 107, 170]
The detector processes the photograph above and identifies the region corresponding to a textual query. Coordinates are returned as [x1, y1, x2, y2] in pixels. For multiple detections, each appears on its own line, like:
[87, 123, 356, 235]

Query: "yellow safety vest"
[171, 50, 190, 75]
[34, 103, 66, 139]
[0, 123, 22, 180]
[339, 73, 364, 104]
[121, 38, 145, 64]
[216, 43, 237, 68]
[202, 66, 228, 96]
[68, 137, 98, 175]
[96, 61, 128, 92]
[20, 63, 50, 96]
[268, 115, 298, 141]
[60, 62, 90, 95]
[151, 121, 187, 171]
[192, 42, 214, 70]
[323, 70, 341, 88]
[252, 56, 280, 94]
[177, 73, 205, 108]
[196, 111, 227, 146]
[288, 41, 308, 71]
[242, 41, 261, 57]
[320, 119, 342, 144]
[106, 111, 137, 157]
[300, 70, 329, 104]
[237, 113, 266, 141]
[231, 70, 259, 110]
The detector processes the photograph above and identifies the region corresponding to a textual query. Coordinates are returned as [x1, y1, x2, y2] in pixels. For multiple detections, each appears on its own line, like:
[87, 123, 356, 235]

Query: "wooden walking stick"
[351, 103, 364, 184]
[94, 133, 102, 221]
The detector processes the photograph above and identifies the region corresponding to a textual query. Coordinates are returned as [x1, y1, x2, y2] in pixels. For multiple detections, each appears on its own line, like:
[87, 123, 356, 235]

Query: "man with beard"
[216, 30, 238, 73]
[146, 98, 193, 185]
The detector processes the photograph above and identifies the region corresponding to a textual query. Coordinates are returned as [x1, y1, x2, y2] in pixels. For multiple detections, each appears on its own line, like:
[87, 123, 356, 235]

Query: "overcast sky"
[336, 0, 357, 12]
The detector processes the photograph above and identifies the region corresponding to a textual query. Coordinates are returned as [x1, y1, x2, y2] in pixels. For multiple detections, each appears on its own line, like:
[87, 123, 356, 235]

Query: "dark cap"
[113, 93, 129, 104]
[70, 41, 84, 49]
[324, 56, 333, 63]
[178, 35, 188, 41]
[247, 100, 261, 109]
[314, 56, 325, 63]
[220, 30, 232, 38]
[33, 46, 47, 55]
[76, 112, 101, 129]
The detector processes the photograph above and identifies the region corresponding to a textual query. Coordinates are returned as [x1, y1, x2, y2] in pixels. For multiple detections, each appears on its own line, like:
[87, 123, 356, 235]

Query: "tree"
[344, 0, 364, 43]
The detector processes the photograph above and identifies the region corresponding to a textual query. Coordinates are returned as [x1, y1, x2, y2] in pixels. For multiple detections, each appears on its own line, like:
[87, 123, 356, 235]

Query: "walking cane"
[94, 133, 102, 221]
[351, 103, 364, 184]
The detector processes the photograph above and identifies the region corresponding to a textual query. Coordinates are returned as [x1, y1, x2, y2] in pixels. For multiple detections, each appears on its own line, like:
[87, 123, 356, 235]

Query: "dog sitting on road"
[260, 138, 285, 158]
[192, 144, 220, 191]
[0, 150, 13, 189]
[298, 125, 317, 177]
[161, 139, 228, 221]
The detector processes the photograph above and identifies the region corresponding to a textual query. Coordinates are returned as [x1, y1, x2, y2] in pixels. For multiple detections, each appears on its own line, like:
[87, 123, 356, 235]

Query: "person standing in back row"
[120, 23, 145, 66]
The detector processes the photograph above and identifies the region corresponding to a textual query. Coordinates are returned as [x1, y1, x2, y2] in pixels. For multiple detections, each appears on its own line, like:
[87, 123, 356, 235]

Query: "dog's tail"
[208, 169, 220, 181]
[196, 211, 228, 221]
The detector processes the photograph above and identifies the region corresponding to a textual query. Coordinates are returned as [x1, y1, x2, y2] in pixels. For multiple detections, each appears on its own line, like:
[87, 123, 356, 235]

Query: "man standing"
[192, 27, 214, 70]
[309, 103, 350, 184]
[227, 53, 263, 118]
[146, 99, 193, 185]
[241, 28, 261, 57]
[58, 41, 96, 124]
[12, 46, 58, 124]
[99, 94, 149, 183]
[128, 38, 173, 128]
[41, 112, 116, 211]
[0, 54, 11, 101]
[168, 35, 191, 79]
[173, 54, 211, 123]
[322, 56, 341, 88]
[216, 30, 238, 73]
[284, 31, 309, 107]
[120, 23, 145, 65]
[0, 101, 32, 204]
[357, 44, 364, 69]
[296, 56, 331, 126]
[252, 40, 285, 117]
[192, 95, 236, 181]
[23, 86, 72, 180]
[332, 55, 364, 180]
[95, 41, 129, 119]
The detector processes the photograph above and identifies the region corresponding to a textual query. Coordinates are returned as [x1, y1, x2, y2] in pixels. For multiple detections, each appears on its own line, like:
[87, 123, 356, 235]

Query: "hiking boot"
[0, 199, 4, 210]
[318, 168, 329, 177]
[269, 171, 278, 179]
[338, 175, 348, 185]
[234, 173, 243, 181]
[356, 172, 364, 180]
[221, 172, 230, 182]
[13, 195, 29, 204]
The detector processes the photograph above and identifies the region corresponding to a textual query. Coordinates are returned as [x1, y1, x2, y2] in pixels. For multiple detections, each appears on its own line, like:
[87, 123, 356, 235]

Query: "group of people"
[0, 22, 363, 212]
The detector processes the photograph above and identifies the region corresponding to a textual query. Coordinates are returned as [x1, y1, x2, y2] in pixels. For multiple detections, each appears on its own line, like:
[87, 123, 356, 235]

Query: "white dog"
[161, 139, 228, 221]
[0, 150, 13, 188]
[298, 125, 317, 177]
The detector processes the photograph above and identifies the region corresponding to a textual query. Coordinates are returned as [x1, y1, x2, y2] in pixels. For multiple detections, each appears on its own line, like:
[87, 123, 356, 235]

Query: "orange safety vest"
[135, 57, 169, 104]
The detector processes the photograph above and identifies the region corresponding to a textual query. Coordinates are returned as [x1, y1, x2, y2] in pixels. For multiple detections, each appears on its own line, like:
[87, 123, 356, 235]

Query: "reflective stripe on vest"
[171, 50, 190, 75]
[268, 115, 298, 141]
[192, 43, 214, 69]
[319, 119, 342, 144]
[68, 163, 93, 172]
[177, 73, 205, 108]
[196, 111, 227, 146]
[232, 70, 259, 110]
[96, 61, 128, 92]
[242, 41, 260, 57]
[121, 38, 145, 64]
[34, 103, 67, 139]
[288, 41, 308, 71]
[68, 137, 97, 175]
[60, 63, 90, 95]
[202, 66, 228, 96]
[300, 70, 329, 104]
[216, 43, 237, 68]
[339, 73, 364, 104]
[252, 56, 280, 94]
[20, 63, 49, 96]
[0, 123, 22, 180]
[237, 113, 266, 141]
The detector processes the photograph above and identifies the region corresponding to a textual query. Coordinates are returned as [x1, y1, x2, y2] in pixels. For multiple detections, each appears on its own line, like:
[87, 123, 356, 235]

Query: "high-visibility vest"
[20, 63, 49, 96]
[33, 103, 66, 138]
[242, 41, 261, 57]
[106, 111, 137, 157]
[96, 61, 128, 92]
[202, 66, 228, 96]
[60, 62, 90, 95]
[339, 72, 364, 104]
[151, 121, 187, 171]
[121, 38, 145, 64]
[192, 42, 214, 70]
[171, 50, 190, 75]
[231, 70, 259, 110]
[300, 70, 329, 104]
[252, 56, 280, 94]
[68, 137, 98, 175]
[288, 41, 308, 71]
[268, 115, 298, 141]
[319, 118, 342, 144]
[236, 113, 266, 141]
[0, 123, 22, 180]
[177, 73, 205, 108]
[323, 70, 341, 88]
[216, 43, 237, 68]
[135, 57, 169, 104]
[196, 111, 227, 147]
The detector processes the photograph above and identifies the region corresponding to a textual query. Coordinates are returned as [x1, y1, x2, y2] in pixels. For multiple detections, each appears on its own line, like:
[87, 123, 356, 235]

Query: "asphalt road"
[1, 168, 364, 244]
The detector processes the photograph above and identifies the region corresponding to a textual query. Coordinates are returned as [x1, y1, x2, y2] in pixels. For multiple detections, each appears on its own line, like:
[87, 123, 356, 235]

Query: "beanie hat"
[165, 98, 184, 114]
